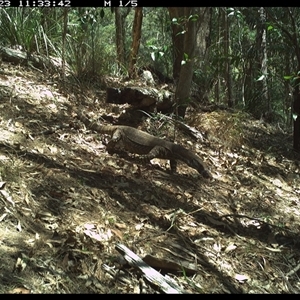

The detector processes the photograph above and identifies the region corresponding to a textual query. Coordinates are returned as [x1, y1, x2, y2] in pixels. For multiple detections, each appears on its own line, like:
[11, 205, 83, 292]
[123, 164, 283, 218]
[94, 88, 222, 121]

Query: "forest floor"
[0, 61, 300, 294]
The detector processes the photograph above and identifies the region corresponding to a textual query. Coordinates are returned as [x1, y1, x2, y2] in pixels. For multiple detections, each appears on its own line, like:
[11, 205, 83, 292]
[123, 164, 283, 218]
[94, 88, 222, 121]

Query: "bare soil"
[0, 61, 300, 294]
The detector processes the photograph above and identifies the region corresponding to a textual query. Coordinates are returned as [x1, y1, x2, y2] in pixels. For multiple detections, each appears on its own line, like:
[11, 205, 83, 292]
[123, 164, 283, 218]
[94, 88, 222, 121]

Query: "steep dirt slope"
[0, 62, 299, 294]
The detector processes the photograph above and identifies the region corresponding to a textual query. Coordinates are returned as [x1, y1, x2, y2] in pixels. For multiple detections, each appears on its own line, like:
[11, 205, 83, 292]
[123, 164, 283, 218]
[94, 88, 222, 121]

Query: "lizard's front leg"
[169, 159, 177, 173]
[105, 129, 124, 154]
[105, 140, 118, 154]
[140, 146, 175, 172]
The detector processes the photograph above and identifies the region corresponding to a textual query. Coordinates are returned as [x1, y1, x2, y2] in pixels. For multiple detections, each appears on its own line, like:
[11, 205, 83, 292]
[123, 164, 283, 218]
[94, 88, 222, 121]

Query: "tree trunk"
[284, 52, 293, 127]
[168, 7, 185, 81]
[223, 7, 233, 107]
[288, 9, 300, 152]
[128, 7, 143, 79]
[215, 8, 222, 104]
[115, 7, 128, 68]
[176, 8, 197, 118]
[242, 7, 270, 118]
[168, 7, 198, 118]
[259, 7, 270, 113]
[61, 8, 69, 81]
[194, 7, 212, 103]
[293, 81, 300, 152]
[265, 7, 300, 150]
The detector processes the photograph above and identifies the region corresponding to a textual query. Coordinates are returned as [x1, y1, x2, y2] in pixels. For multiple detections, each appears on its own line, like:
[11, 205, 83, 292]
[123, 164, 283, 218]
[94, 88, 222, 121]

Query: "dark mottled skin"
[79, 112, 212, 178]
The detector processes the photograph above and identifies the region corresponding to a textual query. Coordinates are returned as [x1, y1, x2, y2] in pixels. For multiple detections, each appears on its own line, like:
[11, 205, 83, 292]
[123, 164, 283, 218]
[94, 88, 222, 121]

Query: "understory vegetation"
[0, 7, 300, 294]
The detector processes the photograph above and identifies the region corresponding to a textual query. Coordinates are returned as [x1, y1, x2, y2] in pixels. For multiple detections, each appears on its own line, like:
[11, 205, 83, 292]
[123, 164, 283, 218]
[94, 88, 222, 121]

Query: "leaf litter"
[0, 62, 299, 293]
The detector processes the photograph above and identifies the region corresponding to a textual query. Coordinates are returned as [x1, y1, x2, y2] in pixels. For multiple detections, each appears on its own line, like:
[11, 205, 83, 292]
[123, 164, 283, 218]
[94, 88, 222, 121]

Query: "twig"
[115, 243, 189, 294]
[220, 213, 296, 233]
[286, 262, 300, 278]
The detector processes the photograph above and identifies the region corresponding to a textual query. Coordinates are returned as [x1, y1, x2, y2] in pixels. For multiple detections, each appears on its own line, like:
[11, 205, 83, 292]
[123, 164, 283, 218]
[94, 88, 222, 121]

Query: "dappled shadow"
[0, 140, 277, 293]
[244, 122, 300, 162]
[1, 66, 300, 293]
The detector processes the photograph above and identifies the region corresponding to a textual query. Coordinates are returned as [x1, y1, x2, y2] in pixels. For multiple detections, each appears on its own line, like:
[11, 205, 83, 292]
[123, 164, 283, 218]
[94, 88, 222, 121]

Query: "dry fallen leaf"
[0, 189, 15, 206]
[224, 243, 237, 253]
[111, 228, 123, 240]
[14, 121, 23, 128]
[8, 287, 31, 294]
[14, 257, 27, 273]
[115, 222, 127, 229]
[135, 223, 144, 230]
[234, 273, 250, 282]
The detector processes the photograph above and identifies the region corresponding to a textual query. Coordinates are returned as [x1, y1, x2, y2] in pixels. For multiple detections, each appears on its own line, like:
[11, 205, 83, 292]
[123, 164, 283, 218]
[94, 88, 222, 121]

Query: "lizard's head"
[172, 144, 212, 179]
[190, 158, 212, 178]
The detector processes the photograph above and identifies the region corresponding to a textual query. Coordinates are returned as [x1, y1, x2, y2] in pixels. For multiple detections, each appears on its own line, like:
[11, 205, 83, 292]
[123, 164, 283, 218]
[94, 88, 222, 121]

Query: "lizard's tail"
[76, 110, 115, 135]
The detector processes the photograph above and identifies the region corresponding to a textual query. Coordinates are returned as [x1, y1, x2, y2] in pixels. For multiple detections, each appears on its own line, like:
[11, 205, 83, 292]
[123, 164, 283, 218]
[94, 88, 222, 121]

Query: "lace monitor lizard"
[77, 111, 212, 179]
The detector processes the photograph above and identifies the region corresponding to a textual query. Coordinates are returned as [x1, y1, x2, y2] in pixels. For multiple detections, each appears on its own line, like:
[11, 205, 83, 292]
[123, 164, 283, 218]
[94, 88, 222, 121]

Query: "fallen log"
[114, 243, 189, 294]
[106, 86, 174, 112]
